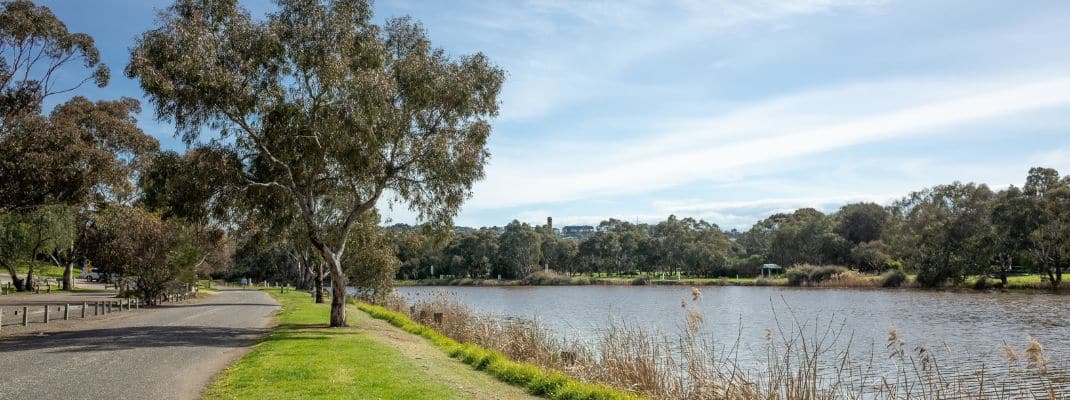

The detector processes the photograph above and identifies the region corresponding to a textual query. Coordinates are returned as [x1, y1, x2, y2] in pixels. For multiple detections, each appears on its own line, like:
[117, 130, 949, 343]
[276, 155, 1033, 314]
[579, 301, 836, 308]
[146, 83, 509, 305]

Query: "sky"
[38, 0, 1070, 230]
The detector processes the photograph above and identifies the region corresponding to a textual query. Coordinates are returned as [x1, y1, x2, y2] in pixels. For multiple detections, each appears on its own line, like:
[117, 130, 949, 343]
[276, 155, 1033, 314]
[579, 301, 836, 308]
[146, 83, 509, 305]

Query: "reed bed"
[375, 289, 1064, 400]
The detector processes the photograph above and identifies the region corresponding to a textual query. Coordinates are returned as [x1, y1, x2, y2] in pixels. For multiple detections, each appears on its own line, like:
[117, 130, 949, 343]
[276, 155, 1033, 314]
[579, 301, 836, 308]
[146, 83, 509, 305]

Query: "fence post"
[21, 306, 27, 326]
[82, 301, 87, 318]
[0, 307, 3, 332]
[44, 305, 49, 323]
[135, 298, 139, 310]
[64, 304, 69, 320]
[106, 301, 111, 314]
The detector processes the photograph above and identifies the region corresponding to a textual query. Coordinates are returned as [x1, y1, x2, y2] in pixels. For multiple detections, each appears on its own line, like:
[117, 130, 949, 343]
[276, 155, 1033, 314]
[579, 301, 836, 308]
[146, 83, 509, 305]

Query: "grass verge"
[203, 290, 531, 400]
[357, 302, 641, 400]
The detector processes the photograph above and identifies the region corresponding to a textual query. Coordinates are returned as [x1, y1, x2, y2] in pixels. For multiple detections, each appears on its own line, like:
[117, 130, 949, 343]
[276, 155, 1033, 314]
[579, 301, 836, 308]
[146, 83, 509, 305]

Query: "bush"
[785, 264, 849, 286]
[879, 269, 908, 288]
[630, 274, 651, 286]
[973, 276, 992, 290]
[521, 270, 573, 285]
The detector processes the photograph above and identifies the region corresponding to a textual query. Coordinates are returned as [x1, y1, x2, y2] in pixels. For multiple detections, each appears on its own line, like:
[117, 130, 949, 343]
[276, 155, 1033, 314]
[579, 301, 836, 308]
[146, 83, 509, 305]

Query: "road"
[0, 289, 279, 400]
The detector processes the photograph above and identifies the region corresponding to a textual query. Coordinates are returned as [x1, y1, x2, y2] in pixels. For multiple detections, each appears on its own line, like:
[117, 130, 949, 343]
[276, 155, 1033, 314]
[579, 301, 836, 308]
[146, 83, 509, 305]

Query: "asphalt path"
[0, 289, 278, 400]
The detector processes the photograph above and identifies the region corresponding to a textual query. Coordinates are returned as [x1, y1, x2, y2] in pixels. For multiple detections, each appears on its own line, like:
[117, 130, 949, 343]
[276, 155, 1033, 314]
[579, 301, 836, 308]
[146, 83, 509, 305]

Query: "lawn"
[9, 262, 68, 279]
[203, 290, 535, 400]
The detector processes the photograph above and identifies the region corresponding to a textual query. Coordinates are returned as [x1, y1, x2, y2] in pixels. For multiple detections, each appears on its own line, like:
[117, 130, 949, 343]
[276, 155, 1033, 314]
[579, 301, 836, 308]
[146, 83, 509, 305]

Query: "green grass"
[357, 303, 642, 400]
[203, 290, 473, 400]
[10, 262, 68, 279]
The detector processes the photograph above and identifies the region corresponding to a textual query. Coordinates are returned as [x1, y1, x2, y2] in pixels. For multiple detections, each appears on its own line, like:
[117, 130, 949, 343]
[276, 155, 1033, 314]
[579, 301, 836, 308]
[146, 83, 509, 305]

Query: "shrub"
[973, 276, 992, 290]
[630, 274, 651, 286]
[522, 270, 573, 285]
[879, 269, 908, 288]
[785, 264, 850, 286]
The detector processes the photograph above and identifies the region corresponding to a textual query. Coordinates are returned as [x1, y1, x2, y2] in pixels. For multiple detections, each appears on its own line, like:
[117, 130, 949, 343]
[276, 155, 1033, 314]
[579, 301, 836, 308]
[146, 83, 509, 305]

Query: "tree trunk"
[315, 262, 325, 304]
[62, 261, 75, 291]
[2, 262, 25, 291]
[25, 269, 35, 292]
[325, 253, 348, 327]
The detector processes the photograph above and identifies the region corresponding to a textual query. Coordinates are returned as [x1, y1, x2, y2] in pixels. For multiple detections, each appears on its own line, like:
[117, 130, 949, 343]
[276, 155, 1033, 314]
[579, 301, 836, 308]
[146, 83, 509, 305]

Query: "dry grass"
[375, 289, 1064, 400]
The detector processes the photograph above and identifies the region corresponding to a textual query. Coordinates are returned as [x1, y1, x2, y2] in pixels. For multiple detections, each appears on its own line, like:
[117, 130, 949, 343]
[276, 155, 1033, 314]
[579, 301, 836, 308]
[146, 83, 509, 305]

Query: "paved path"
[0, 289, 279, 400]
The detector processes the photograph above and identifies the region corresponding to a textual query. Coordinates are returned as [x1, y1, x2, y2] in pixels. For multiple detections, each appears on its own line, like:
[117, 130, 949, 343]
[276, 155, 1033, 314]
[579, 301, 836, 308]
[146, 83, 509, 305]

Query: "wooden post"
[44, 305, 49, 323]
[0, 307, 3, 332]
[64, 304, 69, 320]
[135, 298, 139, 310]
[82, 301, 87, 318]
[106, 301, 111, 314]
[21, 306, 28, 326]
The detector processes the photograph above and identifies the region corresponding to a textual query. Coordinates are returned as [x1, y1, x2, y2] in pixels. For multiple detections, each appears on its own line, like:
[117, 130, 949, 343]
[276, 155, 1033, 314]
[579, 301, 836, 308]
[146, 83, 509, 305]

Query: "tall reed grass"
[371, 289, 1063, 400]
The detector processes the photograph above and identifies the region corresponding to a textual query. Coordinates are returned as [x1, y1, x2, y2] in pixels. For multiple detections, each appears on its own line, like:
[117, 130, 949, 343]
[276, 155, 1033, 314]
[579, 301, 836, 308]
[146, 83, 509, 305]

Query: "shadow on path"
[0, 325, 272, 353]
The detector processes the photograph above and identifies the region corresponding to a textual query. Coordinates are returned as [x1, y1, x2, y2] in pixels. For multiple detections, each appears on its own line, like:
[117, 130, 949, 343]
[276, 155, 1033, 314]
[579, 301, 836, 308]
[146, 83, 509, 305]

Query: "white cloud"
[469, 73, 1070, 209]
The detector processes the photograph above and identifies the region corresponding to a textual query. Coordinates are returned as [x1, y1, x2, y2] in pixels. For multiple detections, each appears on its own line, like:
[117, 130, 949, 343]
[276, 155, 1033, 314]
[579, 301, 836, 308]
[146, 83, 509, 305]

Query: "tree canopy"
[127, 0, 504, 326]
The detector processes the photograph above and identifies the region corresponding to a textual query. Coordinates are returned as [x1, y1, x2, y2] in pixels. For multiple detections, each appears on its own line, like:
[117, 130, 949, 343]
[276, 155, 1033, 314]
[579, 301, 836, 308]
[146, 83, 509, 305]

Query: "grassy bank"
[397, 271, 1069, 292]
[358, 303, 640, 400]
[203, 290, 538, 400]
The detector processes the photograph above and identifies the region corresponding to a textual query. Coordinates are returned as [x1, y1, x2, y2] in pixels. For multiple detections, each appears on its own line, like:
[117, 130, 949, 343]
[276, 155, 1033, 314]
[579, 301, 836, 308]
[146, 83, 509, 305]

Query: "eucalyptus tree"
[0, 0, 108, 128]
[0, 97, 156, 290]
[989, 186, 1035, 284]
[891, 182, 995, 287]
[1022, 168, 1070, 288]
[128, 0, 503, 326]
[497, 221, 541, 278]
[834, 202, 888, 244]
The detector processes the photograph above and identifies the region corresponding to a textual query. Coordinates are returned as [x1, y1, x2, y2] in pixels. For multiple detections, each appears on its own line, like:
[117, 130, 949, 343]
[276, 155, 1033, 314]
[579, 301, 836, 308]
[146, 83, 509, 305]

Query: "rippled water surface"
[397, 285, 1069, 386]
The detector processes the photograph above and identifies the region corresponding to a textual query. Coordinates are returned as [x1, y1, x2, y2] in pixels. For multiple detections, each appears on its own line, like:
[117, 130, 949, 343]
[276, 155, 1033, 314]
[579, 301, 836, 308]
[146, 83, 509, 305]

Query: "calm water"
[397, 285, 1069, 386]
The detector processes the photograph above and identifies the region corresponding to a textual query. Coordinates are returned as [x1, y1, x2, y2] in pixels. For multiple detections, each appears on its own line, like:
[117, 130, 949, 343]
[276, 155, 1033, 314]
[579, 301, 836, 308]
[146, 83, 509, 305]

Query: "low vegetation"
[359, 302, 638, 400]
[204, 290, 536, 400]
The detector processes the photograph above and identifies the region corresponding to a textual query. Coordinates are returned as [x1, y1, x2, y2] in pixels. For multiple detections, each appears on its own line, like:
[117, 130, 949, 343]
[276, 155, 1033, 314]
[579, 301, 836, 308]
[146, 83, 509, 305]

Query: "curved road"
[0, 289, 278, 400]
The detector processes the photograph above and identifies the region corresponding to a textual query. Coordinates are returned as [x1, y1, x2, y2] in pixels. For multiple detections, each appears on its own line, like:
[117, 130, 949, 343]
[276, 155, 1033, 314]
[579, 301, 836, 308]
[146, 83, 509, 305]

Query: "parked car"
[78, 272, 101, 282]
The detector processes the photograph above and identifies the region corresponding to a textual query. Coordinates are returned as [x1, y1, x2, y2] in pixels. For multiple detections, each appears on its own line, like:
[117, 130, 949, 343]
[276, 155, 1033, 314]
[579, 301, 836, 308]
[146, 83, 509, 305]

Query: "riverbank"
[202, 290, 542, 400]
[397, 272, 1070, 292]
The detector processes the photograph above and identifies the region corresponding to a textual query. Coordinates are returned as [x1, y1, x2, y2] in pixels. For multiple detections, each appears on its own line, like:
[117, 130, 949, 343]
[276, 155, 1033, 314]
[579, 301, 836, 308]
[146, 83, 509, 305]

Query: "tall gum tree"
[127, 0, 503, 326]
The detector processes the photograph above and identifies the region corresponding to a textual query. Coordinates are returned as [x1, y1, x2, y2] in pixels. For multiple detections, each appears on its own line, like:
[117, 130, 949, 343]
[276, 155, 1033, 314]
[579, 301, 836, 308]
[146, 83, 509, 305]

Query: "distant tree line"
[390, 168, 1070, 289]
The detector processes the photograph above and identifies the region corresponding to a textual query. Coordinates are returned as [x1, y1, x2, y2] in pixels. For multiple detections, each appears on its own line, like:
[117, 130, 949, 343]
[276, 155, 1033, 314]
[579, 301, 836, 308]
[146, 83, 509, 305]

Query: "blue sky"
[39, 0, 1070, 230]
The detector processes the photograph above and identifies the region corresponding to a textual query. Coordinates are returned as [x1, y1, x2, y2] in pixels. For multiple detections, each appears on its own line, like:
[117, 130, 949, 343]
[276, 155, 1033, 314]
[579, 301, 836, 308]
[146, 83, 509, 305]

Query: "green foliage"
[358, 303, 641, 400]
[498, 221, 543, 278]
[878, 269, 907, 288]
[129, 0, 504, 325]
[0, 96, 157, 211]
[785, 264, 849, 286]
[80, 206, 200, 299]
[835, 202, 889, 244]
[0, 0, 109, 125]
[890, 182, 996, 287]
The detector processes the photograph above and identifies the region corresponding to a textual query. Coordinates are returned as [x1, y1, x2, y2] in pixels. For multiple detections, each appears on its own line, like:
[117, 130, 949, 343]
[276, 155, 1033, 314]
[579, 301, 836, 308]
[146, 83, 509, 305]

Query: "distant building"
[561, 225, 595, 239]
